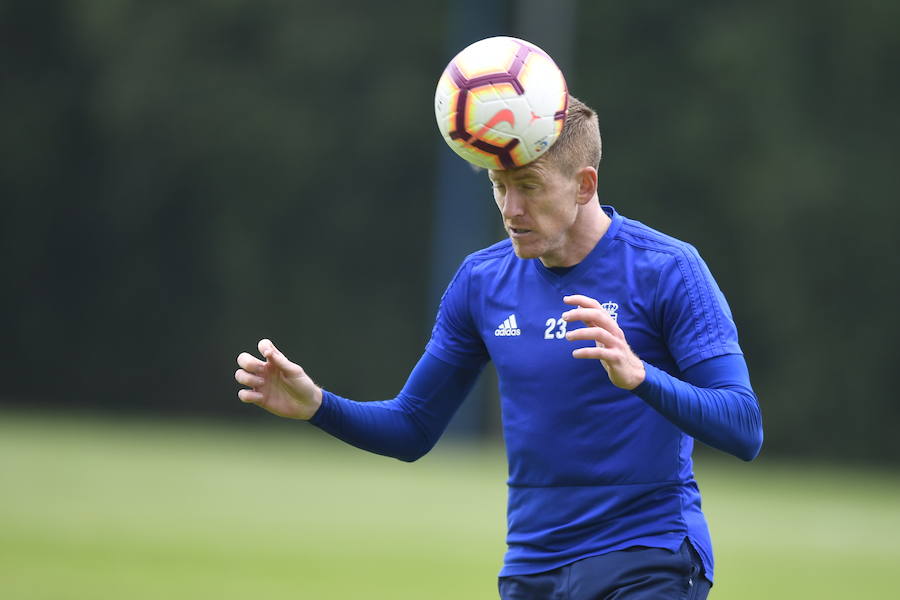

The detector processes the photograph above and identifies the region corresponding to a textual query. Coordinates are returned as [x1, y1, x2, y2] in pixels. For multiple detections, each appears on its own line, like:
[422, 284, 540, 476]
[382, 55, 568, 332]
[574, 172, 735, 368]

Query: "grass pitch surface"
[1, 411, 898, 599]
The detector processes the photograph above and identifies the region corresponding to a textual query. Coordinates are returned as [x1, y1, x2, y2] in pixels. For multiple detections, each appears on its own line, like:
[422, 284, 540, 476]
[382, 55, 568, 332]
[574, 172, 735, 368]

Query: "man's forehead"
[489, 163, 547, 180]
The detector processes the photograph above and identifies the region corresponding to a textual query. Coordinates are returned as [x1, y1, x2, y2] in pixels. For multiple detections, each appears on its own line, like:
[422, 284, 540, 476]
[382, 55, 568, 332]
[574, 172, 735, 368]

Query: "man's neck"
[539, 200, 611, 268]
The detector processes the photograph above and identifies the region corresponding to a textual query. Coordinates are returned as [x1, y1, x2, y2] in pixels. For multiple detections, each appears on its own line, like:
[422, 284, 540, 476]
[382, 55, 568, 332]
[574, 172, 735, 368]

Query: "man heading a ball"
[235, 95, 762, 600]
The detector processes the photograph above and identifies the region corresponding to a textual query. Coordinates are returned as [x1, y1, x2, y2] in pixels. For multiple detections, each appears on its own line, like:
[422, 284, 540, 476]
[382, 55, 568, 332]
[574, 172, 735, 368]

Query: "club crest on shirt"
[601, 301, 619, 322]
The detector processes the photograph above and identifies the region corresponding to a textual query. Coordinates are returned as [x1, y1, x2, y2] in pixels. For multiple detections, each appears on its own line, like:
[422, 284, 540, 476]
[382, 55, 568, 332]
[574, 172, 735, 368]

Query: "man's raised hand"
[235, 339, 322, 420]
[561, 295, 646, 390]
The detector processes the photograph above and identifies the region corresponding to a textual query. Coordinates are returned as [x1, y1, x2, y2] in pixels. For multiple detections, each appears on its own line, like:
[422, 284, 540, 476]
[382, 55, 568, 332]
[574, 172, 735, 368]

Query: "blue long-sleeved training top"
[311, 206, 763, 582]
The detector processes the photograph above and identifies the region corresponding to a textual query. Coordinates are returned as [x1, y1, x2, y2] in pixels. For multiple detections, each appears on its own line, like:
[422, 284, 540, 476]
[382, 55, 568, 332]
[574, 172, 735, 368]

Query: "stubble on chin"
[509, 238, 541, 260]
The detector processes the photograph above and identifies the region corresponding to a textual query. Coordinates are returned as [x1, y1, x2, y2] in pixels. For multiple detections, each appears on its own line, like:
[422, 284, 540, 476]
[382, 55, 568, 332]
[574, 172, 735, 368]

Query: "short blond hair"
[541, 95, 602, 175]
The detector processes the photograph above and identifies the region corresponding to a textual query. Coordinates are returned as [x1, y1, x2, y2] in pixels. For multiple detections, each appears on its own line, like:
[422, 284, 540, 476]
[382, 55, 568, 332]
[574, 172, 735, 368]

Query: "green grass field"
[2, 411, 899, 599]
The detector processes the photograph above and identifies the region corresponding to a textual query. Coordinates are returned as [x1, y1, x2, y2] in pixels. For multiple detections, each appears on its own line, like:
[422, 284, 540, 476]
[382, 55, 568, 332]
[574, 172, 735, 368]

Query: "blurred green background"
[2, 0, 899, 598]
[3, 413, 900, 599]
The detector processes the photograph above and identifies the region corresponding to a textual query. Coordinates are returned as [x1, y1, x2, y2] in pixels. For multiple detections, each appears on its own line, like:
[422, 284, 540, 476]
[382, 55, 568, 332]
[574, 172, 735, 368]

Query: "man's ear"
[575, 167, 598, 205]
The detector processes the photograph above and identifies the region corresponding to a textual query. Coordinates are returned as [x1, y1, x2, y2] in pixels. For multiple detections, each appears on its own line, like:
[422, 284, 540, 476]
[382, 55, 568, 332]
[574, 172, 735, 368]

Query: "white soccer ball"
[434, 36, 568, 170]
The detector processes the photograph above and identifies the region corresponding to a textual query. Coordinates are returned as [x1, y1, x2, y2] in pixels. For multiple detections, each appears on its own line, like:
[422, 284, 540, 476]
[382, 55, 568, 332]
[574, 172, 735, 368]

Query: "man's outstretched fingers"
[563, 294, 602, 309]
[235, 369, 264, 389]
[563, 307, 623, 336]
[565, 326, 617, 346]
[572, 346, 614, 360]
[562, 307, 606, 325]
[258, 338, 276, 358]
[258, 338, 304, 378]
[237, 352, 266, 374]
[238, 388, 264, 403]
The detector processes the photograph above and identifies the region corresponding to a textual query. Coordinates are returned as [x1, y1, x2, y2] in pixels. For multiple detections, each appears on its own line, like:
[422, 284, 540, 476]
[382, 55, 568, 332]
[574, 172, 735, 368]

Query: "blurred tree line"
[2, 0, 898, 463]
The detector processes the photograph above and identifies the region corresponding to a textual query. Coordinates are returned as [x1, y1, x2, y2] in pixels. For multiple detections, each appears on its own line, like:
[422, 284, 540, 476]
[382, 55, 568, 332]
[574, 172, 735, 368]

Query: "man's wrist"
[631, 361, 664, 397]
[621, 359, 647, 390]
[301, 387, 324, 421]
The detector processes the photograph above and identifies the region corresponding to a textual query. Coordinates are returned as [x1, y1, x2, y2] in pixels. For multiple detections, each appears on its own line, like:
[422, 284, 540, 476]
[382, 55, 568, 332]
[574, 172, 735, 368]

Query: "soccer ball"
[434, 36, 568, 170]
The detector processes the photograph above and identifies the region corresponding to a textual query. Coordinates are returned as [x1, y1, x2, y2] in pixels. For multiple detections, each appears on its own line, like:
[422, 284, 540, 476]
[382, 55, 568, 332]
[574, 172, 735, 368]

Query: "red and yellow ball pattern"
[435, 36, 568, 170]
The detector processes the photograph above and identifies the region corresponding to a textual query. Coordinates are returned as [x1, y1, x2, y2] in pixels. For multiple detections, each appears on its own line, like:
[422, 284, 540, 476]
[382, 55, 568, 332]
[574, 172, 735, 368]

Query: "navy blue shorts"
[498, 539, 710, 600]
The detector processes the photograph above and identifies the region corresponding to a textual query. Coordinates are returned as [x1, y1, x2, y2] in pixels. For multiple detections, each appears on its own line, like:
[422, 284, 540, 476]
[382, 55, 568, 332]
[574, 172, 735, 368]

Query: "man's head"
[540, 95, 602, 177]
[488, 95, 605, 267]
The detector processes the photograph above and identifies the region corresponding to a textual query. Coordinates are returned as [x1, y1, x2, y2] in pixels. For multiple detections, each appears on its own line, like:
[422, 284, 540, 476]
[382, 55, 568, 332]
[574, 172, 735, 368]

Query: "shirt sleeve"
[632, 353, 763, 461]
[309, 350, 484, 462]
[424, 258, 490, 369]
[657, 246, 743, 371]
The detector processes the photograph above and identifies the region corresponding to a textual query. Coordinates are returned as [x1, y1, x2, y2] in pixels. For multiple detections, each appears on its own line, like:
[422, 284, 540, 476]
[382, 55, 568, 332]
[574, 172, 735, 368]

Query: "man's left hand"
[562, 294, 646, 390]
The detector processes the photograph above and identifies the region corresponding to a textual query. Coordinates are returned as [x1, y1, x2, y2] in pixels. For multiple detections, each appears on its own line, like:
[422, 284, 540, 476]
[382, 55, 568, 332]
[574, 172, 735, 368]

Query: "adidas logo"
[494, 314, 521, 337]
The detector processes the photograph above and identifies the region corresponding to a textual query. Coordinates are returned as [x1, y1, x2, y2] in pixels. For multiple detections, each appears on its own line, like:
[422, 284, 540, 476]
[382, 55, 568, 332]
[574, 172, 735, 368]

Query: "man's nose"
[501, 189, 525, 219]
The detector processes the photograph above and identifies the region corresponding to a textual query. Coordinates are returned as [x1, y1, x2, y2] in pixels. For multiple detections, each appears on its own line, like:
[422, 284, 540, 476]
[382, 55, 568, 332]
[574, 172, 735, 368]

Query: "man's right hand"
[235, 339, 323, 420]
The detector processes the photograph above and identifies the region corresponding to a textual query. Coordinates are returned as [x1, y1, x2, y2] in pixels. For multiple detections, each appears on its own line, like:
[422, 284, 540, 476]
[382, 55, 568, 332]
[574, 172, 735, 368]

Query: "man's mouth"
[510, 227, 532, 236]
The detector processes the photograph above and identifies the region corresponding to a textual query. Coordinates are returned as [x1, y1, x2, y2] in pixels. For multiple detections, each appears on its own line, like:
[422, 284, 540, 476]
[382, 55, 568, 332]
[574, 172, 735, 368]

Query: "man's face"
[488, 161, 580, 262]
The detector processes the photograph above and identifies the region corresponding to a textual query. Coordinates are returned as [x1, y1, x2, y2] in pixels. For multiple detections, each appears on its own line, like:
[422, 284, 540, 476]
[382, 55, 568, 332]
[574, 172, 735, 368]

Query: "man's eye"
[521, 184, 538, 191]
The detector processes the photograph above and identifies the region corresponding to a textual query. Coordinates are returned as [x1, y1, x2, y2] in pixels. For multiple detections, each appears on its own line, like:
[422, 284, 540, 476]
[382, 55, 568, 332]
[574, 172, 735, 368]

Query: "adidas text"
[494, 314, 522, 337]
